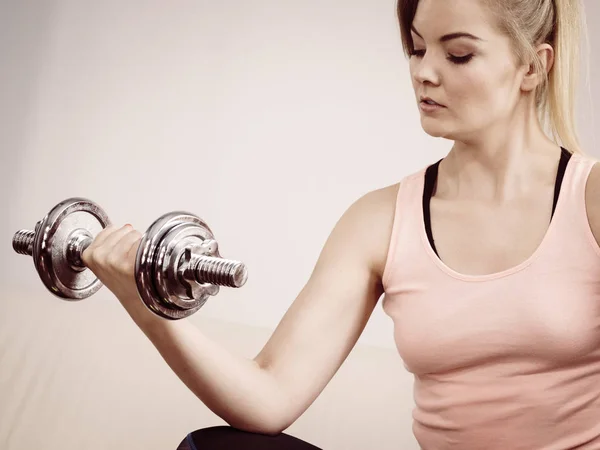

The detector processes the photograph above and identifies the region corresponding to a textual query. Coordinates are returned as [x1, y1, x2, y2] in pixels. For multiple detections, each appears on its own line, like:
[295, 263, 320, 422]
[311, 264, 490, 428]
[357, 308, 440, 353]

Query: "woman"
[82, 0, 597, 448]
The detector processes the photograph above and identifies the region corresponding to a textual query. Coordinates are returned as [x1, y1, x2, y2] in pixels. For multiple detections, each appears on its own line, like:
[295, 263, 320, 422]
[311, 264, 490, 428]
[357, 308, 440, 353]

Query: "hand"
[81, 224, 144, 313]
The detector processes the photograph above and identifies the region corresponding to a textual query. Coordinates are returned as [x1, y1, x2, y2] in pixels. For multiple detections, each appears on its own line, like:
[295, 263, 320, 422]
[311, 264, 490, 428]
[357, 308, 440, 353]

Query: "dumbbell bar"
[12, 198, 248, 320]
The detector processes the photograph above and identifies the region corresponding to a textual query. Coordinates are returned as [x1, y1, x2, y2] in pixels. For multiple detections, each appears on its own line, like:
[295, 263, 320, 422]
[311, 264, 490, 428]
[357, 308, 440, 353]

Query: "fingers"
[125, 231, 143, 261]
[100, 224, 135, 252]
[88, 224, 121, 249]
[82, 224, 139, 268]
[81, 226, 115, 266]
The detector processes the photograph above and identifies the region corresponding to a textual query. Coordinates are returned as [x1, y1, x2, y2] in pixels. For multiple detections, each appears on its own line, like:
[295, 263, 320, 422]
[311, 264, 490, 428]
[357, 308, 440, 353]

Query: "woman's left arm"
[585, 162, 600, 245]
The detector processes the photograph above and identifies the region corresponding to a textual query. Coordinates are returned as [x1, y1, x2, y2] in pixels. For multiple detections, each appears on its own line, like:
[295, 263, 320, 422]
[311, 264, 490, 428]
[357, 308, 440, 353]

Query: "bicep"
[254, 185, 398, 429]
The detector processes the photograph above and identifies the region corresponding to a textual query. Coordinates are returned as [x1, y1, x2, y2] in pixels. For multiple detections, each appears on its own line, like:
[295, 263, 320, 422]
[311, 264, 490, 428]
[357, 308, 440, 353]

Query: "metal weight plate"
[135, 212, 219, 320]
[154, 221, 220, 310]
[33, 198, 111, 299]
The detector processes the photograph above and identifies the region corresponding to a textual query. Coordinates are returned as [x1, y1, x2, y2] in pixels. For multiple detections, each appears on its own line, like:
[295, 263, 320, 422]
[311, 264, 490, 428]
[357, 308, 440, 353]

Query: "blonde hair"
[397, 0, 591, 155]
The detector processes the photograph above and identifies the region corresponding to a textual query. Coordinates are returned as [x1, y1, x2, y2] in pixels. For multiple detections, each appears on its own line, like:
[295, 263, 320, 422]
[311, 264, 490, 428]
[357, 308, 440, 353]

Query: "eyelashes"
[409, 49, 474, 65]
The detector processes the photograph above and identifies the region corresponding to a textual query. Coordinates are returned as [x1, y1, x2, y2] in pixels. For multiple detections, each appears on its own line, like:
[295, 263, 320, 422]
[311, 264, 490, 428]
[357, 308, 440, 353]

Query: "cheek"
[449, 64, 516, 117]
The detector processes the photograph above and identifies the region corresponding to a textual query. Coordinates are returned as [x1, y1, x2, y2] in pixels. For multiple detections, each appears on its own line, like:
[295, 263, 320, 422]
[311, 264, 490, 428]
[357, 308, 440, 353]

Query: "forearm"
[127, 298, 290, 435]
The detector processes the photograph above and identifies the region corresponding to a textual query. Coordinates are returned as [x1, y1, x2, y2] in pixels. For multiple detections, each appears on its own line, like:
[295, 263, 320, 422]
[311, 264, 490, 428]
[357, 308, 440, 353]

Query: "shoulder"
[341, 163, 428, 279]
[352, 164, 427, 221]
[351, 166, 428, 279]
[355, 182, 401, 215]
[585, 160, 600, 246]
[346, 182, 401, 281]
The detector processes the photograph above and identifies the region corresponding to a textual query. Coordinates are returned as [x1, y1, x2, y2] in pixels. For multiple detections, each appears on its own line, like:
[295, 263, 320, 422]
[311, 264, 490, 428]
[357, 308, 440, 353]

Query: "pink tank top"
[382, 152, 600, 450]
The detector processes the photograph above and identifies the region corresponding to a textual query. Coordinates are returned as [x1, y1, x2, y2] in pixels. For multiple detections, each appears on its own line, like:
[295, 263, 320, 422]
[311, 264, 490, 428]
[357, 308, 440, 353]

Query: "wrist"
[118, 293, 169, 331]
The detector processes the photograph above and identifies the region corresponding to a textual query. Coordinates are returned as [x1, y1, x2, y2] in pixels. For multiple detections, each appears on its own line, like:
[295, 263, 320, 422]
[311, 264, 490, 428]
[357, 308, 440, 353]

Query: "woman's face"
[409, 0, 533, 142]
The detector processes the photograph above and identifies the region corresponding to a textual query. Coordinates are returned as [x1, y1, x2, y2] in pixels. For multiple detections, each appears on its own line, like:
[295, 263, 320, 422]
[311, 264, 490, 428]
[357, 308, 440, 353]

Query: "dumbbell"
[12, 198, 248, 320]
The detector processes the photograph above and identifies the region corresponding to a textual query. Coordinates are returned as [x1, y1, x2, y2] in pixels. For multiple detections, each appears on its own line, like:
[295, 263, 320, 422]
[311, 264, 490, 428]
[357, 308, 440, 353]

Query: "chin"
[421, 122, 456, 140]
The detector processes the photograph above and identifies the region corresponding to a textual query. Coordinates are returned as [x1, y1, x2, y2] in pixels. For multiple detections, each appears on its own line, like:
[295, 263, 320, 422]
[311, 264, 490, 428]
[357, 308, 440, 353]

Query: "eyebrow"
[411, 26, 483, 42]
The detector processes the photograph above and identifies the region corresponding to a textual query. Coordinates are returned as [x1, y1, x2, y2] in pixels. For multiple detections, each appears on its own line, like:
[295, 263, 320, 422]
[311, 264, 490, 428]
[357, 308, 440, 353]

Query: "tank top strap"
[382, 168, 428, 290]
[550, 152, 600, 259]
[561, 152, 597, 211]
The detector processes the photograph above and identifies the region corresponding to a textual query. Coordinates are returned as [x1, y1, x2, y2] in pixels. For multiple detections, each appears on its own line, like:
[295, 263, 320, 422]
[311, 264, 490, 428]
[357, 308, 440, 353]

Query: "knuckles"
[83, 227, 142, 273]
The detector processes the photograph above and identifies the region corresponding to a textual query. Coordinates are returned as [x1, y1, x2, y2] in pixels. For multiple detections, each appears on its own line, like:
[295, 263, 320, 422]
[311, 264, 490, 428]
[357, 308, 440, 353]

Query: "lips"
[420, 96, 444, 107]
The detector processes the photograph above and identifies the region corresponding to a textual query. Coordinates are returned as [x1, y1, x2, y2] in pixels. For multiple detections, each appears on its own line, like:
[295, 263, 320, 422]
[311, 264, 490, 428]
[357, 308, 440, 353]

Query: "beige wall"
[579, 0, 599, 153]
[2, 0, 599, 348]
[1, 1, 598, 449]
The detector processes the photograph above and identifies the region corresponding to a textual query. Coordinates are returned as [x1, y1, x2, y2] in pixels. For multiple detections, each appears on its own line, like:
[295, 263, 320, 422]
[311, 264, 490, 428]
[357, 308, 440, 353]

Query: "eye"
[409, 49, 426, 58]
[409, 49, 474, 65]
[448, 54, 474, 65]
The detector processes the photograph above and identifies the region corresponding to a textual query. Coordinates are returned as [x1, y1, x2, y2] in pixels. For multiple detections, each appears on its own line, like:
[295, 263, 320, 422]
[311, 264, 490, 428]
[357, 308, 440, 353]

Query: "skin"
[407, 0, 600, 276]
[80, 0, 600, 435]
[409, 0, 559, 203]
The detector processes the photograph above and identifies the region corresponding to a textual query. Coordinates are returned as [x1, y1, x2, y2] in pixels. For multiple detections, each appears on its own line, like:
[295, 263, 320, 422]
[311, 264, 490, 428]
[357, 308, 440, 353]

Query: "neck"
[439, 103, 561, 203]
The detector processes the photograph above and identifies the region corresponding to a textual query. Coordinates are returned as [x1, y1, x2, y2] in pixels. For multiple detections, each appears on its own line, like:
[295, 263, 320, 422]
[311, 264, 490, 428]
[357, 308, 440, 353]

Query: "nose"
[412, 52, 441, 87]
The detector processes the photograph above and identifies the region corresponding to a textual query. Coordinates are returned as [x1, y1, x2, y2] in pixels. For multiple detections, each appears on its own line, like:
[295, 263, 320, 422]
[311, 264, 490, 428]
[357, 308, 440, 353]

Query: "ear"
[521, 43, 555, 92]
